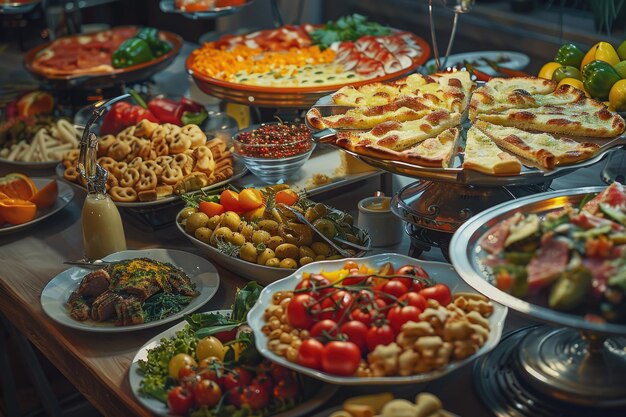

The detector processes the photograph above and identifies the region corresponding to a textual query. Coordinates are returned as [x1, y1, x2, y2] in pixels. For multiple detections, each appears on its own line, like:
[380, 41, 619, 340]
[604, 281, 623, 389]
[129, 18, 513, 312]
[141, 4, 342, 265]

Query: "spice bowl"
[232, 122, 315, 183]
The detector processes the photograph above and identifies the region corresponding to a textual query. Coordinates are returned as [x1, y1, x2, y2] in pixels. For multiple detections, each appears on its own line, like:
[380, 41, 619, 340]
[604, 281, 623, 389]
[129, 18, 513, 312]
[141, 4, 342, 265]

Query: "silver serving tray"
[159, 0, 255, 19]
[449, 186, 626, 335]
[307, 95, 626, 187]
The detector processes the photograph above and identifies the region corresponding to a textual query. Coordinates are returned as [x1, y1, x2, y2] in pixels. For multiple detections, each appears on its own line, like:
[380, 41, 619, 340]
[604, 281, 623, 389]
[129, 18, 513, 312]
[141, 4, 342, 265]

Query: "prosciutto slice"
[479, 212, 523, 255]
[527, 234, 570, 292]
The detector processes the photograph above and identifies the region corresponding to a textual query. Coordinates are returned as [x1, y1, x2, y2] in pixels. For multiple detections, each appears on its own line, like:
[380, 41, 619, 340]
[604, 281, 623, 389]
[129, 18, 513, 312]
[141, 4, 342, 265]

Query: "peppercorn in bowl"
[232, 123, 315, 183]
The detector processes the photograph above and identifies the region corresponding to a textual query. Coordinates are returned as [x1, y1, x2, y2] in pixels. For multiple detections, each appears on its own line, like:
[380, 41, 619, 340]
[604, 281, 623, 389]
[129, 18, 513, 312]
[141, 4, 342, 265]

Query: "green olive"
[311, 242, 332, 257]
[211, 226, 233, 245]
[327, 254, 343, 260]
[279, 258, 298, 269]
[257, 248, 276, 266]
[265, 257, 280, 268]
[252, 230, 272, 246]
[313, 218, 337, 239]
[315, 255, 326, 261]
[267, 236, 285, 251]
[257, 220, 279, 235]
[179, 207, 197, 221]
[299, 256, 314, 266]
[239, 242, 257, 263]
[207, 214, 222, 230]
[227, 232, 246, 247]
[186, 212, 209, 234]
[194, 227, 212, 244]
[222, 211, 242, 232]
[240, 223, 256, 241]
[299, 246, 316, 259]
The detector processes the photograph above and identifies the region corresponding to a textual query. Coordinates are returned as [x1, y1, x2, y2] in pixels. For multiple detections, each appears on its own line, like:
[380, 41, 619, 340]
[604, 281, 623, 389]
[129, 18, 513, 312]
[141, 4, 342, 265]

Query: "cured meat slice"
[355, 57, 385, 78]
[479, 212, 523, 255]
[526, 234, 570, 292]
[354, 35, 378, 51]
[374, 49, 402, 74]
[582, 182, 626, 215]
[335, 42, 356, 62]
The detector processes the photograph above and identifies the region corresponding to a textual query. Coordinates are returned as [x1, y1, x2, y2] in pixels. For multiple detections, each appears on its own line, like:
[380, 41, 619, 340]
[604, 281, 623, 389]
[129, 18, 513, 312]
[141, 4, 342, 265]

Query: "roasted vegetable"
[504, 214, 541, 250]
[582, 60, 622, 100]
[112, 37, 154, 68]
[548, 264, 592, 311]
[136, 27, 171, 57]
[554, 43, 585, 68]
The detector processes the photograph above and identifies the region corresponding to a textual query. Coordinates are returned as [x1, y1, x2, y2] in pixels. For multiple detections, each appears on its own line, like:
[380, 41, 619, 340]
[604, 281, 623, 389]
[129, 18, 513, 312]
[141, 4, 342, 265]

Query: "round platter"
[129, 309, 338, 417]
[425, 50, 530, 75]
[187, 30, 430, 108]
[309, 110, 626, 187]
[247, 253, 507, 385]
[159, 0, 255, 19]
[55, 159, 247, 208]
[40, 248, 220, 332]
[23, 27, 182, 90]
[0, 178, 74, 235]
[449, 186, 626, 335]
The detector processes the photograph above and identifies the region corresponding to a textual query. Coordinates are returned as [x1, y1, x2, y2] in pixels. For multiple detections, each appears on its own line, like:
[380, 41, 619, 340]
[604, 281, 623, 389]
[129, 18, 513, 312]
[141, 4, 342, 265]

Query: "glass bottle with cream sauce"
[79, 132, 126, 259]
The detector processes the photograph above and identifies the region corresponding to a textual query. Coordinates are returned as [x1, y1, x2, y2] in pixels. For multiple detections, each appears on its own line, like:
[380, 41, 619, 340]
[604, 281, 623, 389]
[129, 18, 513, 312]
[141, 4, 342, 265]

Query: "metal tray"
[308, 101, 626, 187]
[159, 0, 255, 19]
[187, 30, 430, 108]
[449, 186, 626, 336]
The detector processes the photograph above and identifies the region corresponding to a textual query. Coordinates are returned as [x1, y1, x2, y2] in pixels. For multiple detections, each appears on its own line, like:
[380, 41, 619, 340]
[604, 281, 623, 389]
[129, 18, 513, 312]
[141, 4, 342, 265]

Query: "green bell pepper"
[181, 108, 208, 126]
[137, 27, 172, 58]
[555, 43, 585, 68]
[112, 38, 154, 68]
[582, 60, 622, 100]
[552, 65, 582, 83]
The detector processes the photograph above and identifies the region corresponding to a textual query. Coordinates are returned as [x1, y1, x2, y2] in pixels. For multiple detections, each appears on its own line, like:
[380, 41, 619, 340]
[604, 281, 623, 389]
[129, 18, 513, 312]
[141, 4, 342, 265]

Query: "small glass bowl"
[232, 123, 315, 183]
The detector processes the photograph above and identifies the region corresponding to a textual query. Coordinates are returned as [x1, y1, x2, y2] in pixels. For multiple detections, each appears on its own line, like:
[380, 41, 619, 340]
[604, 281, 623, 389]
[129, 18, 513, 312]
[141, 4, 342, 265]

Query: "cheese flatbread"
[476, 105, 625, 138]
[399, 127, 459, 167]
[474, 120, 600, 169]
[463, 126, 522, 175]
[335, 111, 461, 159]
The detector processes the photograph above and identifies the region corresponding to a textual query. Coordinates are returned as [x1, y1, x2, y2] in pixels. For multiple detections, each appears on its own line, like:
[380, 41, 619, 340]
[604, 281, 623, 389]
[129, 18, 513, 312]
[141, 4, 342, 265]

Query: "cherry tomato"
[419, 283, 452, 306]
[340, 320, 368, 353]
[198, 201, 225, 217]
[396, 264, 431, 291]
[167, 386, 194, 416]
[226, 387, 243, 407]
[177, 365, 196, 381]
[252, 373, 274, 394]
[220, 190, 241, 212]
[321, 341, 361, 376]
[223, 367, 252, 391]
[273, 377, 299, 400]
[241, 383, 270, 410]
[275, 189, 298, 206]
[168, 353, 197, 379]
[379, 280, 408, 303]
[297, 338, 324, 370]
[197, 357, 224, 384]
[193, 379, 221, 407]
[238, 188, 264, 211]
[350, 307, 374, 326]
[343, 273, 367, 286]
[269, 364, 293, 383]
[390, 277, 414, 291]
[319, 290, 353, 321]
[295, 274, 333, 298]
[343, 261, 359, 270]
[366, 323, 395, 352]
[286, 294, 318, 329]
[398, 292, 427, 311]
[310, 319, 339, 339]
[387, 305, 422, 333]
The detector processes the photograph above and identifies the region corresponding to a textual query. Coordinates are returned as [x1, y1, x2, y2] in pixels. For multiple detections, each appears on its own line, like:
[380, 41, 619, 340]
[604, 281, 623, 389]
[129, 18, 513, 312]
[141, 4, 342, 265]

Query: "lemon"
[538, 62, 562, 80]
[557, 78, 589, 96]
[609, 79, 626, 112]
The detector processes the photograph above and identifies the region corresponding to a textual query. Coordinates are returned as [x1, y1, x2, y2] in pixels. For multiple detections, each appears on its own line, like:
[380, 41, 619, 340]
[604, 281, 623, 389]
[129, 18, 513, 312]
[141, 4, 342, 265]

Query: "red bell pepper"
[100, 101, 158, 136]
[147, 97, 181, 125]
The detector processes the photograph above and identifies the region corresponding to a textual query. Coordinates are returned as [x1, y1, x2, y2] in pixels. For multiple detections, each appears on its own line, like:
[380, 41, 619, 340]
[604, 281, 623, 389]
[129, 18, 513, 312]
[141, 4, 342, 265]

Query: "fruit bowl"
[232, 123, 315, 183]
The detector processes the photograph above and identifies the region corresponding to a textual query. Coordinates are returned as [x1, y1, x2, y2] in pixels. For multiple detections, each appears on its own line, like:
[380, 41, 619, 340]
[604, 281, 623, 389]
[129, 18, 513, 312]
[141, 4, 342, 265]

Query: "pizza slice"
[335, 111, 461, 159]
[474, 120, 600, 169]
[399, 127, 459, 167]
[463, 125, 522, 175]
[306, 96, 437, 130]
[331, 73, 437, 106]
[475, 104, 625, 138]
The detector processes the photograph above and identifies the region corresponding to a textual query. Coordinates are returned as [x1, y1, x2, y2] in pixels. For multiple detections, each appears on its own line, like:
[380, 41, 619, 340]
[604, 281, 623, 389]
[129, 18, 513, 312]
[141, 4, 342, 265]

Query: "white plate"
[0, 178, 74, 235]
[56, 160, 248, 208]
[40, 249, 220, 332]
[129, 309, 338, 417]
[247, 253, 507, 385]
[426, 50, 530, 75]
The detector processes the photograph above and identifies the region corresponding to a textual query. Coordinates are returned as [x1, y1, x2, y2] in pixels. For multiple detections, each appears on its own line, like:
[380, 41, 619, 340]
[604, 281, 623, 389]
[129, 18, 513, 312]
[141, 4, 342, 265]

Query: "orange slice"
[17, 91, 54, 118]
[29, 180, 58, 209]
[0, 173, 38, 200]
[0, 191, 9, 200]
[0, 198, 37, 225]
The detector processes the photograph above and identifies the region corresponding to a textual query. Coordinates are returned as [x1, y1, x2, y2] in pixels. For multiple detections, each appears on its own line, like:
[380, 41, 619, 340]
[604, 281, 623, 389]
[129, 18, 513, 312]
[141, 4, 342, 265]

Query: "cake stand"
[450, 187, 626, 415]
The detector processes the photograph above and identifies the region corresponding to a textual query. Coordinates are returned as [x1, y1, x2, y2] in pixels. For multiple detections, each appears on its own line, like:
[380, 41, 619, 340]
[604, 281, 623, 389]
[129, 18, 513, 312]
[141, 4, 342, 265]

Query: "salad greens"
[143, 293, 195, 323]
[310, 14, 392, 49]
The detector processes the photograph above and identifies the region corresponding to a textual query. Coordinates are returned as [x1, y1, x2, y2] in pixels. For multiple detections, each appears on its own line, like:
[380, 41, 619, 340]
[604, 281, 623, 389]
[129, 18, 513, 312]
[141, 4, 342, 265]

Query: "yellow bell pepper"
[538, 62, 562, 80]
[609, 79, 626, 112]
[557, 77, 590, 96]
[581, 42, 621, 70]
[321, 268, 349, 284]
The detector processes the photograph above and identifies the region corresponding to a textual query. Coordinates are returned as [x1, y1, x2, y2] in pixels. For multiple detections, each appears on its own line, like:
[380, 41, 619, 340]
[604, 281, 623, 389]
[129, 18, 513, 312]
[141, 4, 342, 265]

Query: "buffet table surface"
[0, 40, 616, 417]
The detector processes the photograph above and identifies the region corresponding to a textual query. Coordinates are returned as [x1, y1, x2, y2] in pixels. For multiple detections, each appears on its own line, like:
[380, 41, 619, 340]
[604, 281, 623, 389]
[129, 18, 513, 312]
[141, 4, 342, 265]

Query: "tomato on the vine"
[380, 280, 408, 301]
[398, 292, 427, 311]
[419, 283, 452, 306]
[295, 274, 333, 298]
[286, 294, 318, 329]
[396, 264, 431, 291]
[270, 364, 292, 383]
[343, 261, 359, 270]
[273, 377, 299, 401]
[340, 320, 369, 353]
[297, 338, 324, 370]
[387, 305, 422, 333]
[223, 367, 252, 391]
[220, 190, 241, 212]
[193, 379, 221, 407]
[241, 383, 270, 410]
[167, 386, 194, 416]
[366, 323, 395, 352]
[177, 365, 196, 381]
[319, 290, 353, 321]
[252, 373, 273, 395]
[226, 387, 243, 407]
[321, 341, 361, 376]
[310, 319, 339, 339]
